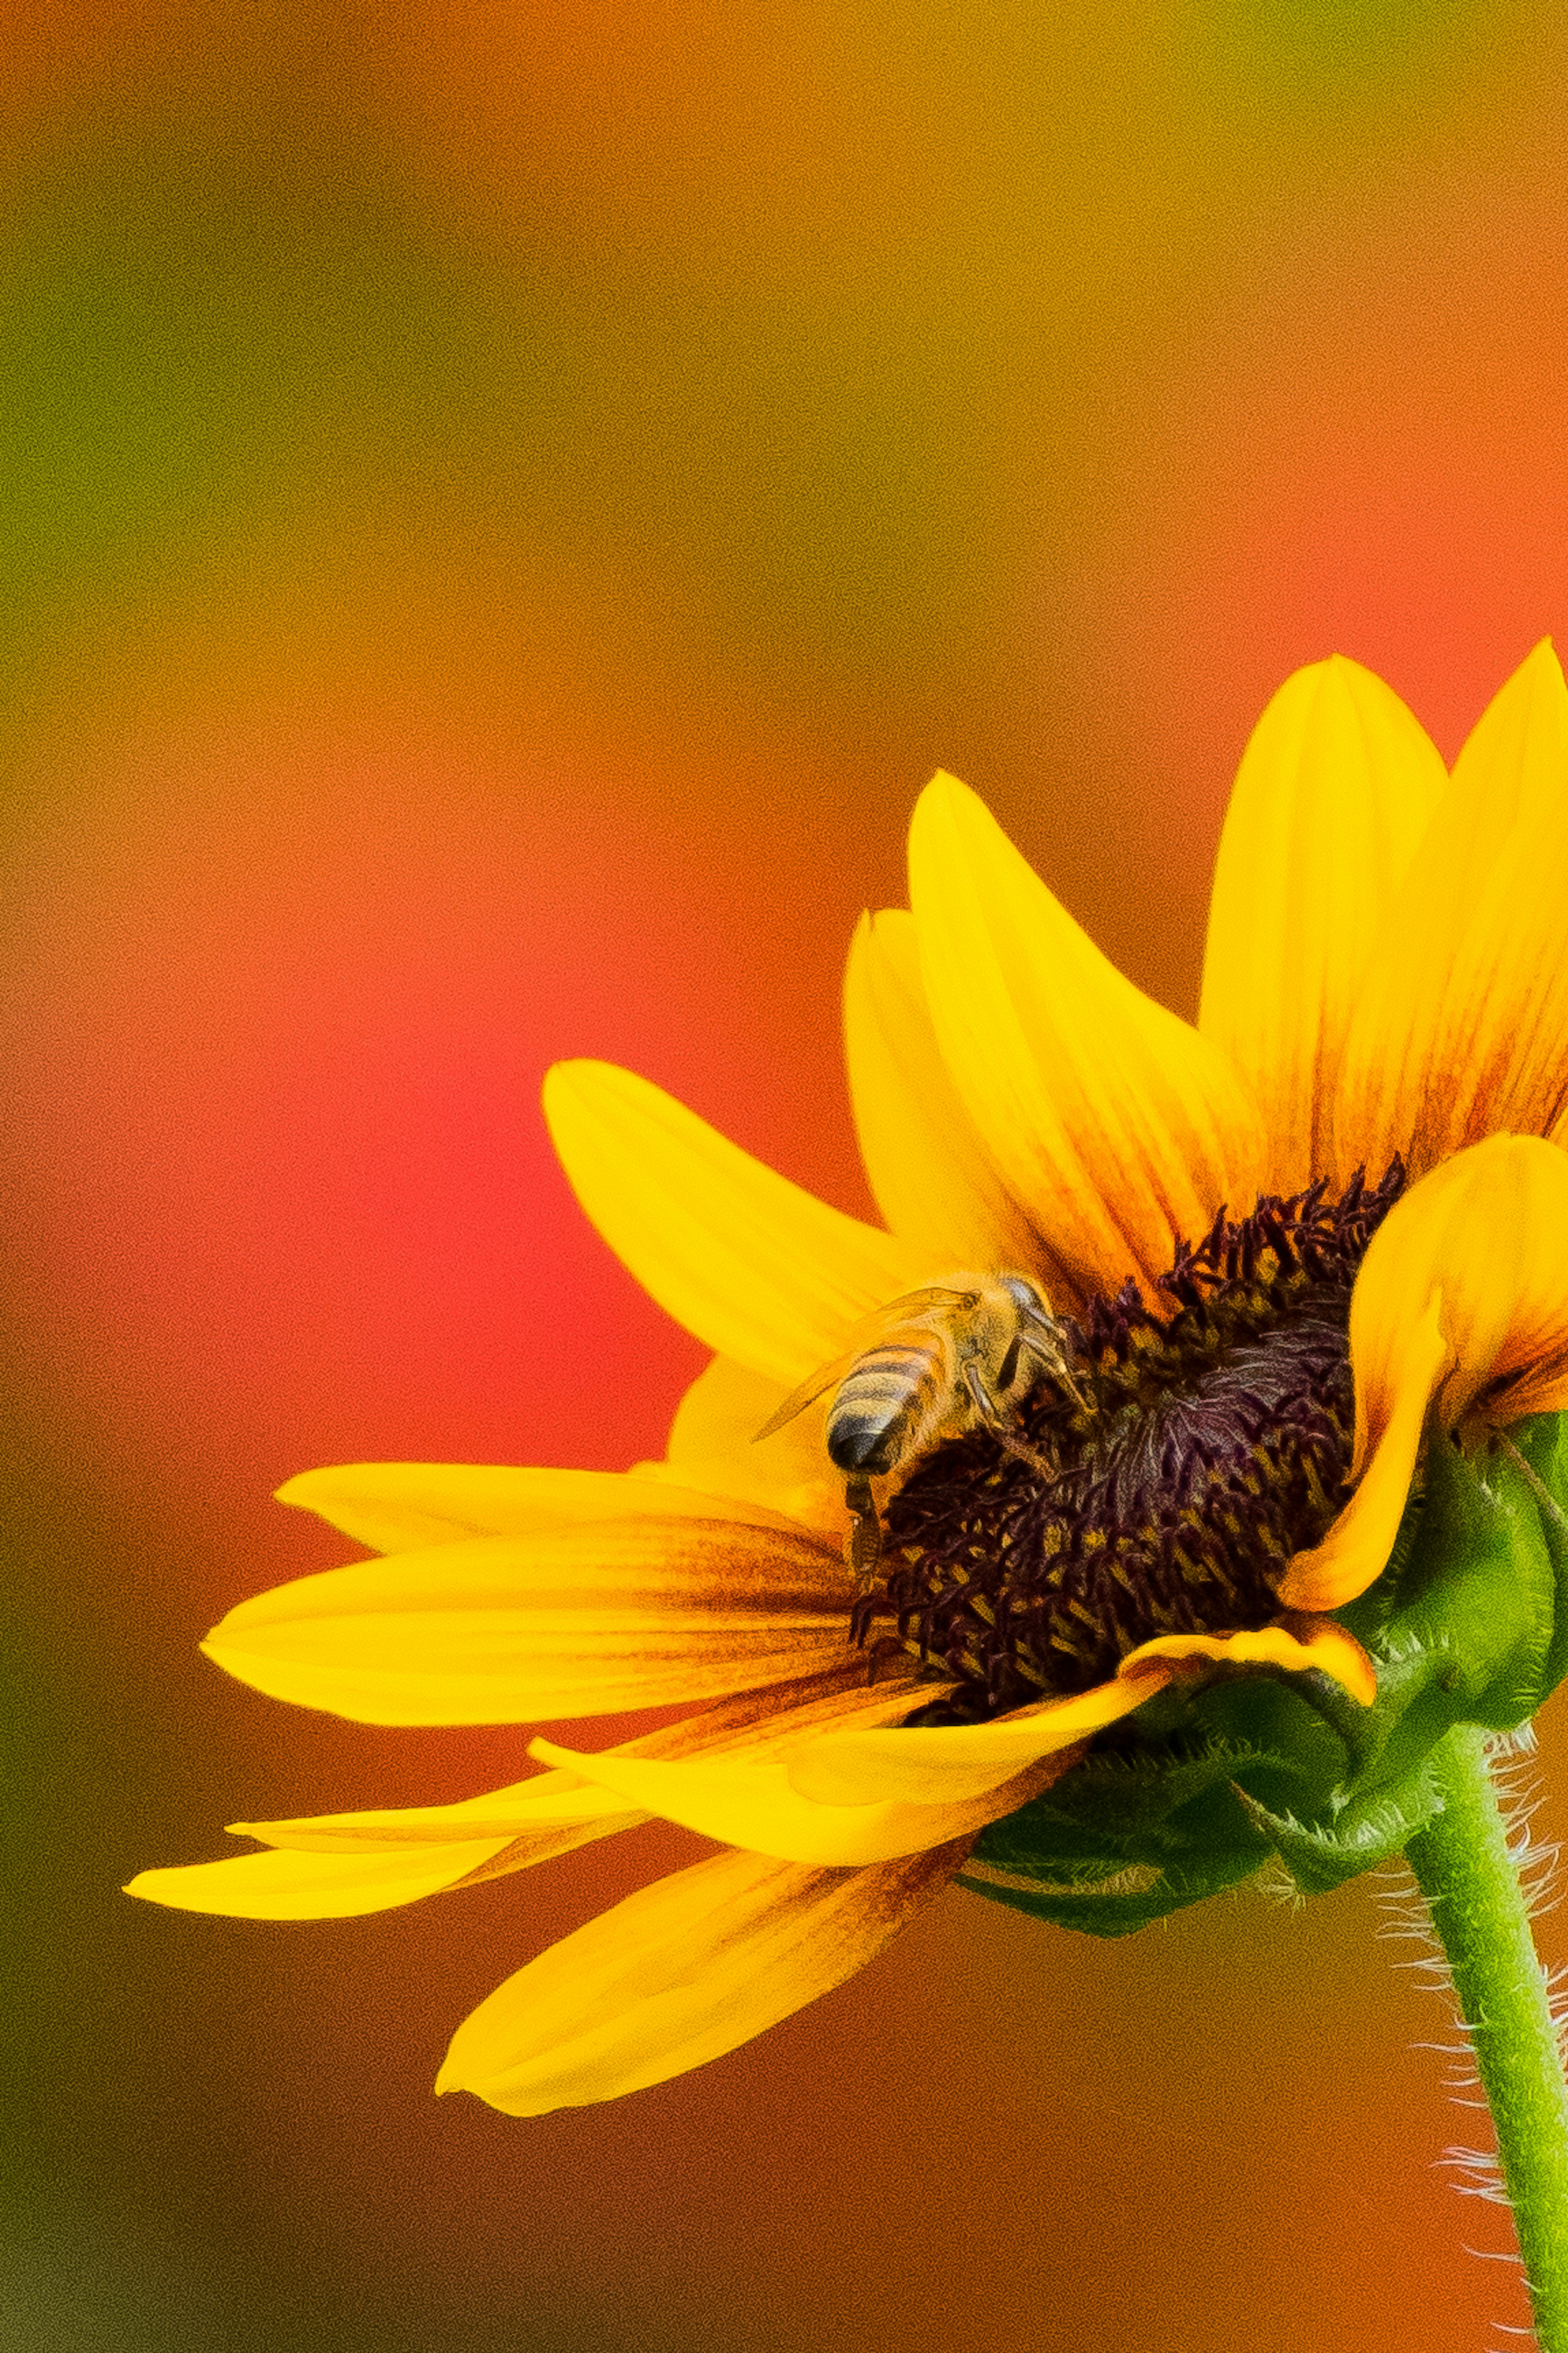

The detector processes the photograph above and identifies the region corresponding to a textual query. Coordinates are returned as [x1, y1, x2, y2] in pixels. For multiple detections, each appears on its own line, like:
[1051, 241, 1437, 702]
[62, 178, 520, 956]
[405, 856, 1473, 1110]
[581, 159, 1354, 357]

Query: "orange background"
[7, 5, 1568, 2347]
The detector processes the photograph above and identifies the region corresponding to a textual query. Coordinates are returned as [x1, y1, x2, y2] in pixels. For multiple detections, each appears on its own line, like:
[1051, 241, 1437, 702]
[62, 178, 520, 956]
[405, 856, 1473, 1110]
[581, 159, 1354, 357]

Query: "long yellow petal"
[276, 1460, 808, 1555]
[843, 908, 1058, 1280]
[434, 1839, 969, 2114]
[542, 1059, 928, 1387]
[127, 1663, 939, 1922]
[784, 1664, 1174, 1807]
[125, 1838, 517, 1921]
[908, 773, 1265, 1300]
[1199, 658, 1446, 1192]
[239, 1664, 943, 1854]
[201, 1517, 856, 1725]
[1119, 1614, 1378, 1706]
[1336, 642, 1568, 1179]
[232, 1691, 884, 1857]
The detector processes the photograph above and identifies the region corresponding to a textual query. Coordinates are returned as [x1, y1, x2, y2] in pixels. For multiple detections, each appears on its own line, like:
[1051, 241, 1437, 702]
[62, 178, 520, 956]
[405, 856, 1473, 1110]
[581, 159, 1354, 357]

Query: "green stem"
[1405, 1722, 1568, 2348]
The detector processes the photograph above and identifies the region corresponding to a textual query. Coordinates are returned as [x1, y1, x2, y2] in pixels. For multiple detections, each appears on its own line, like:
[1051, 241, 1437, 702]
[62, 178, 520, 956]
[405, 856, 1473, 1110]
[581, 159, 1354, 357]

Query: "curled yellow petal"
[1278, 1295, 1448, 1611]
[1119, 1613, 1377, 1707]
[1356, 1136, 1568, 1445]
[784, 1664, 1175, 1807]
[1337, 641, 1568, 1179]
[1452, 1146, 1568, 1428]
[276, 1460, 807, 1555]
[843, 908, 1058, 1281]
[542, 1058, 927, 1387]
[201, 1517, 855, 1726]
[434, 1839, 969, 2114]
[909, 772, 1264, 1300]
[1200, 657, 1446, 1192]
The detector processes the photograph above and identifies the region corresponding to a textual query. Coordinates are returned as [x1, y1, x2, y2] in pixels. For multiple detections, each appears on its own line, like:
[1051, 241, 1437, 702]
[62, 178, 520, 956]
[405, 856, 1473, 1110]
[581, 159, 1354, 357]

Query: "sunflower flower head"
[129, 644, 1568, 2111]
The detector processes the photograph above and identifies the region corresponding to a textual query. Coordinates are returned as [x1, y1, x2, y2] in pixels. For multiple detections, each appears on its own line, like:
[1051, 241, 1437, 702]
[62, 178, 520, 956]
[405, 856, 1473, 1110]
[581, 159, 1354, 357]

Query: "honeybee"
[754, 1273, 1084, 1588]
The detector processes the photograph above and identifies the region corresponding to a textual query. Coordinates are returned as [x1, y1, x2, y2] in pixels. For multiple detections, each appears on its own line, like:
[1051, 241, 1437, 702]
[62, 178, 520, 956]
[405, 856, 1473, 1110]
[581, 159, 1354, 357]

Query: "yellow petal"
[843, 908, 1058, 1280]
[434, 1838, 968, 2114]
[784, 1664, 1175, 1807]
[1119, 1613, 1378, 1706]
[1460, 1146, 1568, 1426]
[525, 1685, 1050, 1863]
[125, 1837, 516, 1921]
[637, 1658, 942, 1758]
[908, 773, 1265, 1300]
[1199, 658, 1447, 1192]
[651, 1354, 844, 1535]
[229, 1771, 633, 1850]
[276, 1460, 808, 1555]
[1336, 642, 1568, 1179]
[1278, 1295, 1448, 1611]
[542, 1058, 928, 1387]
[1283, 1135, 1568, 1611]
[529, 1730, 1051, 1865]
[201, 1517, 856, 1725]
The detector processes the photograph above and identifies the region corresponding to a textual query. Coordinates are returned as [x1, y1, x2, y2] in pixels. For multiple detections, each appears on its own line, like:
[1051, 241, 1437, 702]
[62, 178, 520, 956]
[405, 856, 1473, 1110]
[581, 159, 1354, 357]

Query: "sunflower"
[129, 643, 1568, 2118]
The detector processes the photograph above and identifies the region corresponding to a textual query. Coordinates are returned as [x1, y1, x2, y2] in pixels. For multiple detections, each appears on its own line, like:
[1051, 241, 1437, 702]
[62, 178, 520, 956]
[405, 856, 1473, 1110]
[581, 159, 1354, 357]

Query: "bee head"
[994, 1272, 1052, 1323]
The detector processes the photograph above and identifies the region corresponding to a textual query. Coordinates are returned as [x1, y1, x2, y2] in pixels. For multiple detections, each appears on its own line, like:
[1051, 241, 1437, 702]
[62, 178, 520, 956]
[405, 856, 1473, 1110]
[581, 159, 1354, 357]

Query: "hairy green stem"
[1405, 1722, 1568, 2349]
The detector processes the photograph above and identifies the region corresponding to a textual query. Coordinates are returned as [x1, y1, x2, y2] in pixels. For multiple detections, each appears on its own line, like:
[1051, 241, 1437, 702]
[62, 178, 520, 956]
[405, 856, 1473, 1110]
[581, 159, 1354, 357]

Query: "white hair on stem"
[1374, 1727, 1563, 2350]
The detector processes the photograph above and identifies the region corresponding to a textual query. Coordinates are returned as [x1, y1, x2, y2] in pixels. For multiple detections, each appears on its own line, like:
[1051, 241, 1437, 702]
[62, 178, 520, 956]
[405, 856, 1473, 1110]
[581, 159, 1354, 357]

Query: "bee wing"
[751, 1351, 861, 1443]
[750, 1286, 978, 1444]
[875, 1283, 980, 1322]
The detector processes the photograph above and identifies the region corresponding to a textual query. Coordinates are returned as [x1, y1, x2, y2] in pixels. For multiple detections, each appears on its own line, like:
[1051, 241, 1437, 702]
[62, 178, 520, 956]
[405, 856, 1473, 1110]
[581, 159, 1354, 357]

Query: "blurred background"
[6, 3, 1568, 2348]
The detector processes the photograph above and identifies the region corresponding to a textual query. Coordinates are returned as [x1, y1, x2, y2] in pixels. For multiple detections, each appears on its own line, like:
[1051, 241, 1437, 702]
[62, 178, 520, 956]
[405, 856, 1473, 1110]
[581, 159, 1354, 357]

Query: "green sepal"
[978, 1738, 1284, 1874]
[956, 1848, 1263, 1939]
[1503, 1410, 1568, 1700]
[991, 1736, 1284, 1845]
[1337, 1417, 1563, 1778]
[1227, 1763, 1443, 1896]
[964, 1411, 1568, 1935]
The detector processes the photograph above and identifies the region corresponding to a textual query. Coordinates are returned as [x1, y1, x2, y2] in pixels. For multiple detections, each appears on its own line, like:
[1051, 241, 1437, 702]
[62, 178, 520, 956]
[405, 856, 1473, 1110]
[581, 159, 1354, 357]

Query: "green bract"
[961, 1411, 1568, 1934]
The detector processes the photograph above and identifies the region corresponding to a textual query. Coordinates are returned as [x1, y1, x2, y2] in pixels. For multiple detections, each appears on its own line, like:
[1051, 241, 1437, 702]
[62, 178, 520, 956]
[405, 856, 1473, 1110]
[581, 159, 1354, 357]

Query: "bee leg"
[962, 1365, 1060, 1482]
[1018, 1324, 1091, 1412]
[844, 1476, 883, 1592]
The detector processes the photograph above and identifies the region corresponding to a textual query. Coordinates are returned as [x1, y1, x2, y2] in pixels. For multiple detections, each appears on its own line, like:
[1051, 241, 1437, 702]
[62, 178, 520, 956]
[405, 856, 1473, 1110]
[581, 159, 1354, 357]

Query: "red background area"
[7, 7, 1568, 2350]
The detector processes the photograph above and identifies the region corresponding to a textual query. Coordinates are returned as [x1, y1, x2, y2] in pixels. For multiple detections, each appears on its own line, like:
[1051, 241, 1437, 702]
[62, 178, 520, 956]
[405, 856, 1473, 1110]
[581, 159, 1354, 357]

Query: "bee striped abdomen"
[826, 1339, 946, 1475]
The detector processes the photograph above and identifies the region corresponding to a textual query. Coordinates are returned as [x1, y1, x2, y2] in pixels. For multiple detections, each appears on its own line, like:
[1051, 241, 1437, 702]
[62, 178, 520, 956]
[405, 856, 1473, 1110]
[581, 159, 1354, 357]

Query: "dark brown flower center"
[855, 1163, 1407, 1724]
